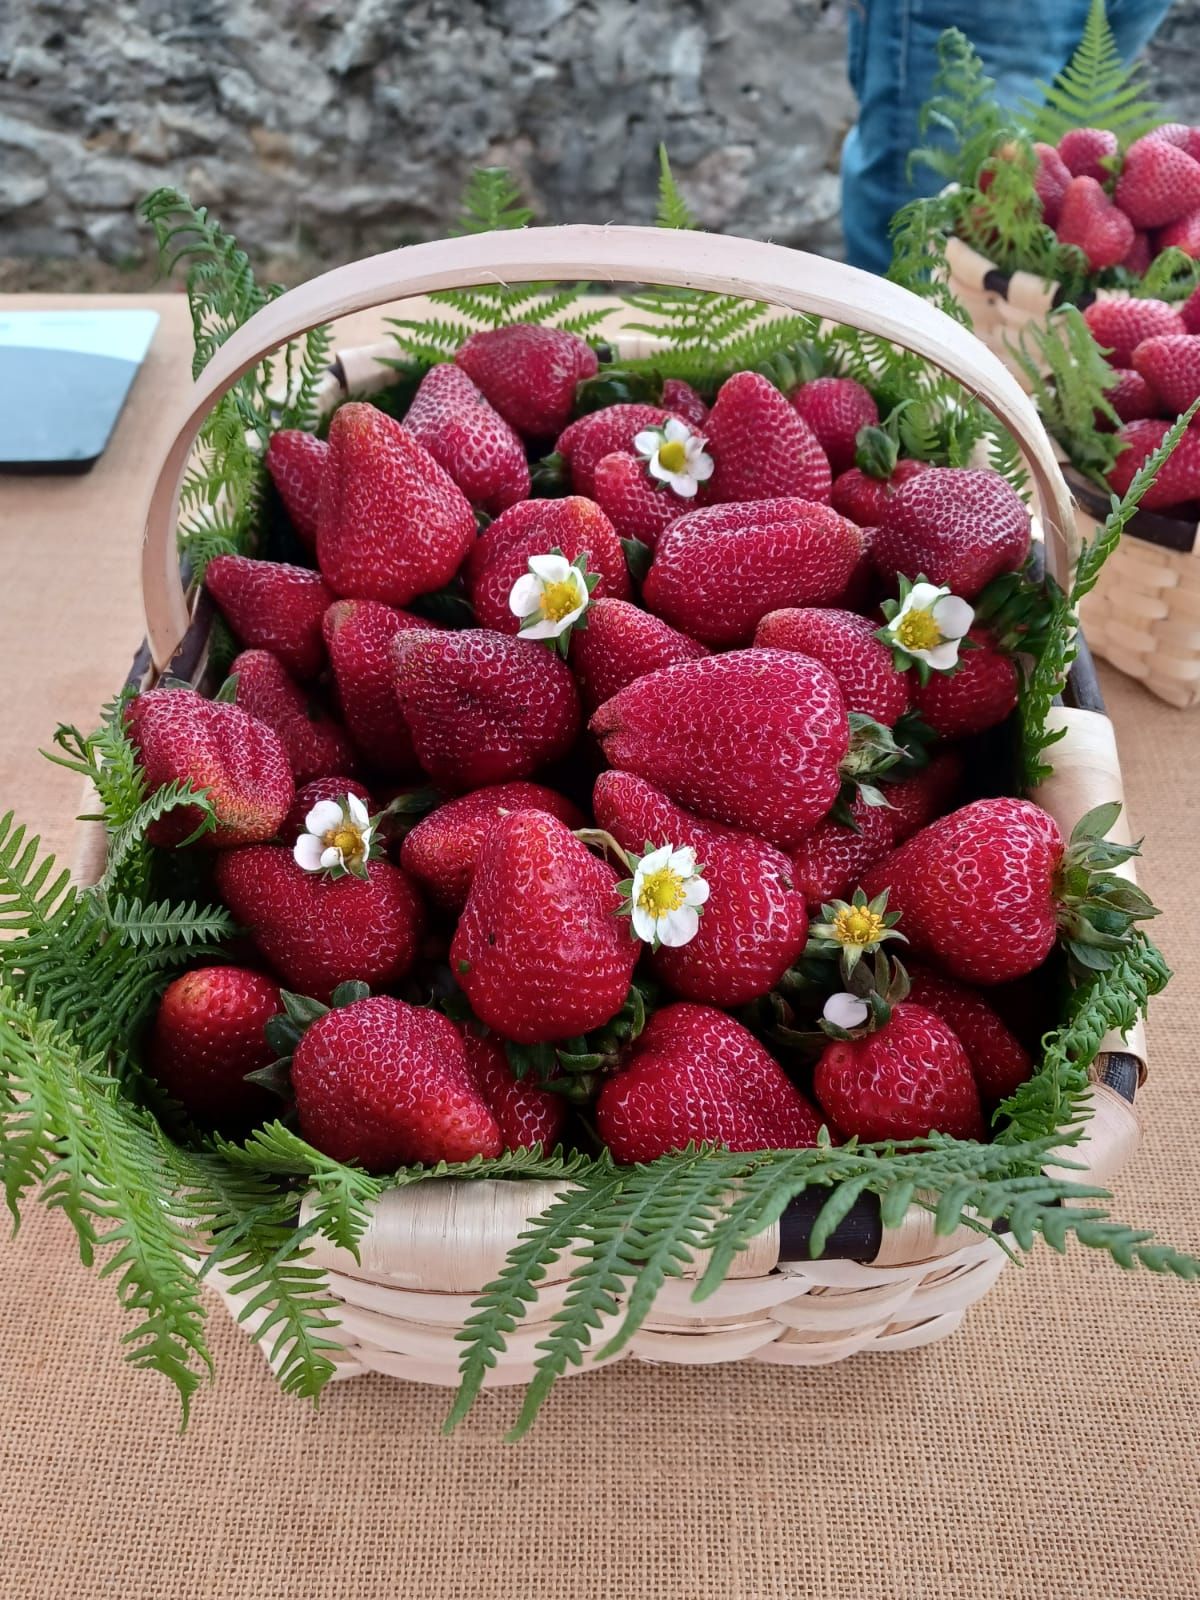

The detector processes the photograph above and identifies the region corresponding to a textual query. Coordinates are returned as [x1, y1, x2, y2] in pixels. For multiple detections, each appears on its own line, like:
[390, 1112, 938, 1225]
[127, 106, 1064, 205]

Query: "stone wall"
[1, 0, 1198, 268]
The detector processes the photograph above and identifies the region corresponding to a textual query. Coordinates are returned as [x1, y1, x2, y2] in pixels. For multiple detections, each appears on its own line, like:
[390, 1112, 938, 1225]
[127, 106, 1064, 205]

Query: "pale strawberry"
[642, 499, 863, 646]
[148, 965, 281, 1132]
[464, 496, 630, 634]
[831, 457, 931, 528]
[462, 1031, 567, 1151]
[705, 370, 832, 504]
[230, 649, 356, 785]
[323, 598, 427, 777]
[455, 323, 598, 438]
[1132, 332, 1200, 413]
[910, 627, 1019, 738]
[591, 450, 686, 549]
[660, 378, 709, 426]
[1115, 135, 1200, 229]
[205, 554, 333, 681]
[754, 606, 912, 725]
[790, 377, 879, 474]
[555, 404, 680, 497]
[1058, 127, 1119, 184]
[872, 467, 1031, 600]
[265, 429, 327, 553]
[790, 792, 897, 910]
[905, 967, 1032, 1102]
[1055, 176, 1135, 270]
[1083, 297, 1185, 367]
[401, 361, 531, 515]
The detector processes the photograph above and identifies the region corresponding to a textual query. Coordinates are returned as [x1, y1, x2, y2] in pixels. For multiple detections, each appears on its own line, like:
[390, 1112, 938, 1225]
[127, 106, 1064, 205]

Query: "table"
[1, 295, 1198, 1600]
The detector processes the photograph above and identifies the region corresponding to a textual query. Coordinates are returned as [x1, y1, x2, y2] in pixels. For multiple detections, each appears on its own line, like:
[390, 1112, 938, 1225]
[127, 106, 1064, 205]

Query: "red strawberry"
[872, 467, 1030, 600]
[1083, 297, 1185, 367]
[1106, 416, 1200, 508]
[1116, 135, 1200, 229]
[597, 1002, 823, 1163]
[569, 596, 708, 716]
[323, 599, 428, 777]
[148, 965, 281, 1131]
[392, 628, 581, 791]
[317, 402, 475, 605]
[1157, 206, 1200, 257]
[814, 1001, 984, 1141]
[754, 606, 911, 725]
[839, 524, 882, 611]
[790, 791, 896, 911]
[215, 846, 423, 1002]
[1102, 367, 1159, 424]
[905, 967, 1032, 1102]
[464, 496, 630, 633]
[591, 649, 849, 849]
[400, 781, 584, 913]
[455, 323, 598, 439]
[126, 688, 293, 848]
[281, 776, 374, 845]
[205, 555, 333, 681]
[1132, 332, 1200, 413]
[1180, 283, 1200, 333]
[910, 627, 1019, 738]
[880, 750, 965, 842]
[1055, 177, 1135, 270]
[790, 377, 879, 474]
[230, 649, 356, 785]
[292, 997, 501, 1170]
[555, 404, 680, 497]
[451, 810, 637, 1043]
[862, 798, 1065, 984]
[1121, 230, 1153, 276]
[1058, 127, 1119, 183]
[401, 361, 531, 515]
[642, 499, 863, 646]
[592, 450, 687, 549]
[705, 370, 832, 504]
[462, 1031, 567, 1151]
[265, 430, 327, 553]
[831, 456, 931, 528]
[1033, 141, 1071, 226]
[660, 378, 708, 426]
[593, 770, 810, 1005]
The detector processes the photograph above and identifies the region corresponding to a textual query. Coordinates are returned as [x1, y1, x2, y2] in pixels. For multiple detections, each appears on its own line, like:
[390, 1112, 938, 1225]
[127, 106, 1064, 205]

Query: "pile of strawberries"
[1080, 294, 1200, 513]
[135, 318, 1112, 1175]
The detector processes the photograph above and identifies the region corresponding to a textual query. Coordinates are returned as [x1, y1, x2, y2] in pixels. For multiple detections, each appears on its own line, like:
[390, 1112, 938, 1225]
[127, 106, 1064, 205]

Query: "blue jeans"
[841, 0, 1174, 273]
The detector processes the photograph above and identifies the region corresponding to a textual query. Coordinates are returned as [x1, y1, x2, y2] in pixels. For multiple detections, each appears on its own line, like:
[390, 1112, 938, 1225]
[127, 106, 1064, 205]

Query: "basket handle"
[142, 224, 1076, 668]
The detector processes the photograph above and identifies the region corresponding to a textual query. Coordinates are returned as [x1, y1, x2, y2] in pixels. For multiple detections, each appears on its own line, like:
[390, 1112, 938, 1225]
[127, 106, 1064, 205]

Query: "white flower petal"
[668, 846, 697, 877]
[823, 992, 870, 1029]
[932, 594, 975, 639]
[320, 845, 343, 869]
[683, 875, 710, 908]
[663, 418, 690, 444]
[670, 474, 699, 498]
[638, 844, 673, 875]
[293, 834, 327, 872]
[347, 793, 370, 829]
[647, 456, 674, 483]
[906, 581, 945, 612]
[305, 800, 343, 836]
[689, 452, 714, 481]
[658, 906, 700, 947]
[528, 552, 572, 583]
[923, 640, 962, 671]
[519, 615, 566, 640]
[631, 904, 658, 943]
[633, 429, 663, 456]
[359, 823, 374, 854]
[508, 573, 543, 618]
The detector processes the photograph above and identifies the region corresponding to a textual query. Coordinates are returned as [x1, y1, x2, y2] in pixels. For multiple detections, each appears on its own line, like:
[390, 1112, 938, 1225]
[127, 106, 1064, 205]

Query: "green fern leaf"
[1024, 0, 1162, 147]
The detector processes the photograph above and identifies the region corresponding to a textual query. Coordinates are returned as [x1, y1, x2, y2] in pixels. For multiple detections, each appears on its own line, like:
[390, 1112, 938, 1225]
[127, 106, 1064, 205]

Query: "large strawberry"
[216, 846, 424, 1002]
[317, 402, 475, 605]
[451, 810, 637, 1043]
[401, 361, 530, 515]
[400, 781, 584, 913]
[905, 966, 1032, 1103]
[1083, 297, 1186, 367]
[862, 798, 1153, 984]
[392, 628, 581, 791]
[789, 792, 896, 911]
[462, 1031, 567, 1151]
[1132, 333, 1200, 414]
[790, 377, 879, 475]
[1055, 176, 1135, 270]
[1115, 135, 1200, 229]
[230, 649, 356, 785]
[148, 965, 281, 1131]
[831, 456, 930, 528]
[455, 323, 598, 439]
[596, 1002, 823, 1163]
[909, 627, 1019, 739]
[705, 370, 832, 504]
[641, 499, 863, 646]
[205, 554, 333, 681]
[265, 429, 327, 553]
[555, 404, 680, 498]
[569, 596, 708, 716]
[591, 649, 850, 848]
[755, 606, 912, 725]
[871, 467, 1030, 600]
[126, 688, 293, 848]
[1058, 127, 1119, 183]
[591, 450, 688, 549]
[593, 770, 809, 1005]
[291, 996, 501, 1169]
[465, 496, 630, 634]
[323, 598, 427, 777]
[1106, 417, 1200, 508]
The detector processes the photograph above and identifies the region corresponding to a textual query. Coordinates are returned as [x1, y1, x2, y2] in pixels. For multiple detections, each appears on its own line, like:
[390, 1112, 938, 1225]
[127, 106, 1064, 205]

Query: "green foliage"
[1008, 305, 1123, 482]
[1024, 0, 1162, 147]
[908, 27, 1007, 185]
[654, 144, 697, 231]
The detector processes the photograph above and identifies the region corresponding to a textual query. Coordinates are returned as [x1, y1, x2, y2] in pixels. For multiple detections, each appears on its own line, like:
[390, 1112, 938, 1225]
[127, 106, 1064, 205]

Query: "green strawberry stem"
[831, 713, 910, 825]
[1054, 803, 1159, 971]
[504, 981, 651, 1102]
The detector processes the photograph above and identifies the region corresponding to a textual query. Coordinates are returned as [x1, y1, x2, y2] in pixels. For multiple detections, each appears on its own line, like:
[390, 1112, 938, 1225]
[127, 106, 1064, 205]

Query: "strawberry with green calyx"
[501, 980, 653, 1106]
[507, 547, 602, 658]
[805, 886, 905, 977]
[813, 952, 985, 1142]
[828, 711, 911, 825]
[871, 466, 1031, 601]
[148, 965, 283, 1133]
[554, 404, 683, 498]
[250, 980, 373, 1100]
[790, 376, 879, 475]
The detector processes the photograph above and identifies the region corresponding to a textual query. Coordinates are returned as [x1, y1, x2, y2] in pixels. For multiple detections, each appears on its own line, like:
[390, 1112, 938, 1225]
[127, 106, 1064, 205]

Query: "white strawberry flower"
[293, 793, 373, 877]
[627, 843, 710, 948]
[633, 417, 714, 498]
[883, 580, 974, 671]
[509, 551, 592, 642]
[822, 992, 870, 1030]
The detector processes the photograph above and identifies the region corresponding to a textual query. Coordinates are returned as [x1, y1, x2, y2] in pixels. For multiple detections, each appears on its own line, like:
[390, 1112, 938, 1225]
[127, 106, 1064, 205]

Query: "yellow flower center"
[637, 866, 687, 918]
[539, 578, 582, 623]
[324, 824, 366, 863]
[832, 904, 886, 947]
[657, 439, 688, 474]
[894, 607, 942, 652]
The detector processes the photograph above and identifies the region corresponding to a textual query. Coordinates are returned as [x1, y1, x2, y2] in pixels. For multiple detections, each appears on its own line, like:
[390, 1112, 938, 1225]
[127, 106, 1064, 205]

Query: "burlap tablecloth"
[1, 295, 1198, 1600]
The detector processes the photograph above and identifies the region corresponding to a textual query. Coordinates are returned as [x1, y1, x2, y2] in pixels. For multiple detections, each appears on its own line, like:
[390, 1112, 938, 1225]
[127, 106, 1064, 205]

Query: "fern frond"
[100, 896, 237, 950]
[655, 145, 697, 230]
[1024, 0, 1162, 147]
[1008, 305, 1123, 480]
[908, 27, 1007, 184]
[450, 166, 535, 235]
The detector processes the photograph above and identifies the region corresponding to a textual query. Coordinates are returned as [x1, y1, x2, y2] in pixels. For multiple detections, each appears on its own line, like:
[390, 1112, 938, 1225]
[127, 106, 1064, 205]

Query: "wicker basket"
[81, 227, 1148, 1389]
